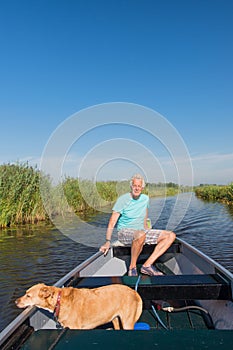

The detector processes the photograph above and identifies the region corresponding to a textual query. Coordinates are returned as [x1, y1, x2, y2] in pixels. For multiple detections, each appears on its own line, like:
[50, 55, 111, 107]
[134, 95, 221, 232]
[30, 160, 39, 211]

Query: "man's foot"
[128, 267, 138, 276]
[140, 265, 163, 276]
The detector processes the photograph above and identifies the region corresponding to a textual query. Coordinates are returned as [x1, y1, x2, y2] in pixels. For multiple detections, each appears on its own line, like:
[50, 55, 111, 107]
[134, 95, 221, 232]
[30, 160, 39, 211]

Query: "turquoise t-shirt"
[112, 193, 149, 230]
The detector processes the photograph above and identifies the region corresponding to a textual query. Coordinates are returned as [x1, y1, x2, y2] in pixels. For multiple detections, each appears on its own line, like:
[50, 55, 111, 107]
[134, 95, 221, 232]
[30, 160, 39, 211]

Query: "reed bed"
[195, 184, 233, 204]
[0, 163, 183, 228]
[0, 163, 47, 228]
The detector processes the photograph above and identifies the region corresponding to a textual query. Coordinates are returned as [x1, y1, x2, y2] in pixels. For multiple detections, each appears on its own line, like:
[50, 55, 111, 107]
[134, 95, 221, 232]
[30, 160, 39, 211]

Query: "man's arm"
[144, 208, 149, 229]
[99, 211, 120, 255]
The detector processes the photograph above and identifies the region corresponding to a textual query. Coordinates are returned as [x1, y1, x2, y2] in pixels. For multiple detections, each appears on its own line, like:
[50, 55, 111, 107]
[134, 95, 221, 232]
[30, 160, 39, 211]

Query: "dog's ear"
[39, 286, 53, 299]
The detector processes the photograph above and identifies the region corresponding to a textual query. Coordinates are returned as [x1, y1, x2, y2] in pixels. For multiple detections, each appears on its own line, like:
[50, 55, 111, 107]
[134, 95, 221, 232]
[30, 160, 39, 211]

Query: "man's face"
[131, 178, 143, 199]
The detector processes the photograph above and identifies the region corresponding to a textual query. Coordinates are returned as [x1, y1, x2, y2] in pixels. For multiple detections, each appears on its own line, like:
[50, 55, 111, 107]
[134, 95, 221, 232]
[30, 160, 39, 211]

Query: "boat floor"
[21, 329, 232, 350]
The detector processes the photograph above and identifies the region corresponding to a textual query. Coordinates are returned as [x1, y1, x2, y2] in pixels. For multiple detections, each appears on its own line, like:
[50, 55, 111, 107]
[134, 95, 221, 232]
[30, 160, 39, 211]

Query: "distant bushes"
[63, 178, 152, 213]
[63, 178, 183, 213]
[0, 163, 184, 228]
[195, 184, 233, 204]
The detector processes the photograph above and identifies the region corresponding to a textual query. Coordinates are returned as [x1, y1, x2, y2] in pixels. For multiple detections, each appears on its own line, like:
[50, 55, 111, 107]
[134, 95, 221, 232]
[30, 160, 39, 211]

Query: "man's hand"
[99, 241, 111, 256]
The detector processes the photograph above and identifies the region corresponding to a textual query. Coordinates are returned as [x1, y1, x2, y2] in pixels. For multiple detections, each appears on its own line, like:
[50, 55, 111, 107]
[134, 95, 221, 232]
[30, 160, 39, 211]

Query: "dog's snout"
[15, 297, 25, 308]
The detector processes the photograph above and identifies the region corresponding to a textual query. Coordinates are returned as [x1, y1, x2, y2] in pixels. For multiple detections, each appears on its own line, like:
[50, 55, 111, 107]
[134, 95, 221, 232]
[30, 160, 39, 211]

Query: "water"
[0, 193, 233, 332]
[0, 226, 97, 332]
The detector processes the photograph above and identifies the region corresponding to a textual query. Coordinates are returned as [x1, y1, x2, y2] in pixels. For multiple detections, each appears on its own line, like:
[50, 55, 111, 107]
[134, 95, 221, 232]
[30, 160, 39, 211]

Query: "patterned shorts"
[118, 228, 162, 245]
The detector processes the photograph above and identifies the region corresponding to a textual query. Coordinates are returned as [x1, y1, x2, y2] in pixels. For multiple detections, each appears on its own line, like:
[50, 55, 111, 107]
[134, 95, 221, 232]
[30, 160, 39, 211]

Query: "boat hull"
[0, 238, 233, 349]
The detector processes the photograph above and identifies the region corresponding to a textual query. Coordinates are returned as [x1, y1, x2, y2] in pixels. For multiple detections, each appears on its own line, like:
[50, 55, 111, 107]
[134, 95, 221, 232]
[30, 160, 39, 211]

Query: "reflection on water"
[0, 193, 233, 332]
[226, 204, 233, 217]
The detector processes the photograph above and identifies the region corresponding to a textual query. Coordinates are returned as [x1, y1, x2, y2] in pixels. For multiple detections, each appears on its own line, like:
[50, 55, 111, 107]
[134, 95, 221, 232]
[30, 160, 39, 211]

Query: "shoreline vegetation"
[2, 163, 232, 229]
[0, 163, 190, 229]
[194, 184, 233, 205]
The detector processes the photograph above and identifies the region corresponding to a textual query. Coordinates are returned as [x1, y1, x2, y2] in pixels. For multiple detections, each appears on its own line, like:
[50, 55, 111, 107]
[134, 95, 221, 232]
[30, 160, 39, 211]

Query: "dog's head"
[15, 283, 57, 310]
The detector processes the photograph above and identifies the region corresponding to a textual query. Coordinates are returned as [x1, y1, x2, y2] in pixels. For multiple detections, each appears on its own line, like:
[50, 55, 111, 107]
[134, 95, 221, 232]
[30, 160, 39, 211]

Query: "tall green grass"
[0, 163, 185, 228]
[0, 163, 47, 228]
[195, 184, 233, 204]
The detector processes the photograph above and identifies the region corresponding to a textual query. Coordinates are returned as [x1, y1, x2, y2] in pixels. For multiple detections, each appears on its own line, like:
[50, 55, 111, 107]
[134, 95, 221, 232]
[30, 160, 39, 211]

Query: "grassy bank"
[0, 163, 185, 228]
[195, 184, 233, 204]
[0, 163, 47, 228]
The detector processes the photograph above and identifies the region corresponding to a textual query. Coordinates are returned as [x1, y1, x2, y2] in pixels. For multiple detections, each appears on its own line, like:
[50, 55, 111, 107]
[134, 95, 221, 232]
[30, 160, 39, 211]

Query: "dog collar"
[54, 290, 62, 327]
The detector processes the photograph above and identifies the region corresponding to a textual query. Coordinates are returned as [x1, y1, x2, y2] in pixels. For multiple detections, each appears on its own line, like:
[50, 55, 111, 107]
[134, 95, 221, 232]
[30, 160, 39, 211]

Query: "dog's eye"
[26, 294, 31, 298]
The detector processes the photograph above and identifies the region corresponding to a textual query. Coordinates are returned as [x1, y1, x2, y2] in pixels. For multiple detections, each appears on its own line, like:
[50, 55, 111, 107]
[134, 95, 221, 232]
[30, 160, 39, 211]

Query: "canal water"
[0, 193, 233, 332]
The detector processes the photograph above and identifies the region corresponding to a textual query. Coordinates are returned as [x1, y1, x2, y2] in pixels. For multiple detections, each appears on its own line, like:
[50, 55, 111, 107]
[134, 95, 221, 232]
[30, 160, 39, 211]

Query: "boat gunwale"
[177, 238, 233, 282]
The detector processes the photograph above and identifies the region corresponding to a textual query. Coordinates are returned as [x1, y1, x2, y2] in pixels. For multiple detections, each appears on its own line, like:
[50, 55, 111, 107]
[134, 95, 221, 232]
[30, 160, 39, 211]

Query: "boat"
[0, 237, 233, 349]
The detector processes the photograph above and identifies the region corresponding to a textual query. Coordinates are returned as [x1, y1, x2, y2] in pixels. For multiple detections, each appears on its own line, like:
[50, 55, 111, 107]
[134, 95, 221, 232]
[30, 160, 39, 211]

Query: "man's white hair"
[130, 174, 146, 188]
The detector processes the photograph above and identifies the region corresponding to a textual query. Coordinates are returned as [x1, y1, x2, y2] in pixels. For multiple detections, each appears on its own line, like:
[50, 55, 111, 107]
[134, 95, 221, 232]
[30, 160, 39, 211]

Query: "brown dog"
[15, 283, 142, 330]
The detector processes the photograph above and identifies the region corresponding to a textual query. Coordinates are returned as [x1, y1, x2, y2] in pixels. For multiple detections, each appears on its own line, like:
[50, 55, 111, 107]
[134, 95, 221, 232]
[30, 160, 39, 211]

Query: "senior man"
[100, 174, 176, 276]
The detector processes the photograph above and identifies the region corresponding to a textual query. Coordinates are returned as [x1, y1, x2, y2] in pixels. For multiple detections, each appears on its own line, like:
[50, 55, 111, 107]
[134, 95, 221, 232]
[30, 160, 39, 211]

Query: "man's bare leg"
[129, 231, 146, 270]
[143, 230, 176, 267]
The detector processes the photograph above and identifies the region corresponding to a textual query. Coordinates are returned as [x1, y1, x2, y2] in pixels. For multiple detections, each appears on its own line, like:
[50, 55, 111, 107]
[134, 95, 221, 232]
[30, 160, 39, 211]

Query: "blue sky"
[0, 0, 232, 186]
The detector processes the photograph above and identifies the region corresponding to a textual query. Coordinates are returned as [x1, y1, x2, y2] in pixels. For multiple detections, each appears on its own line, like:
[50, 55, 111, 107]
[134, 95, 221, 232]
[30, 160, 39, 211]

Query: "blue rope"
[151, 305, 168, 330]
[134, 275, 141, 291]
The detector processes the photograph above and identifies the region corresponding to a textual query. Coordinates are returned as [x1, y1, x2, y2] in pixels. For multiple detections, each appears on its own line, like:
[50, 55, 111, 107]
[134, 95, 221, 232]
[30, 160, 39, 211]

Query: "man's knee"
[168, 230, 176, 242]
[133, 230, 146, 242]
[161, 230, 176, 243]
